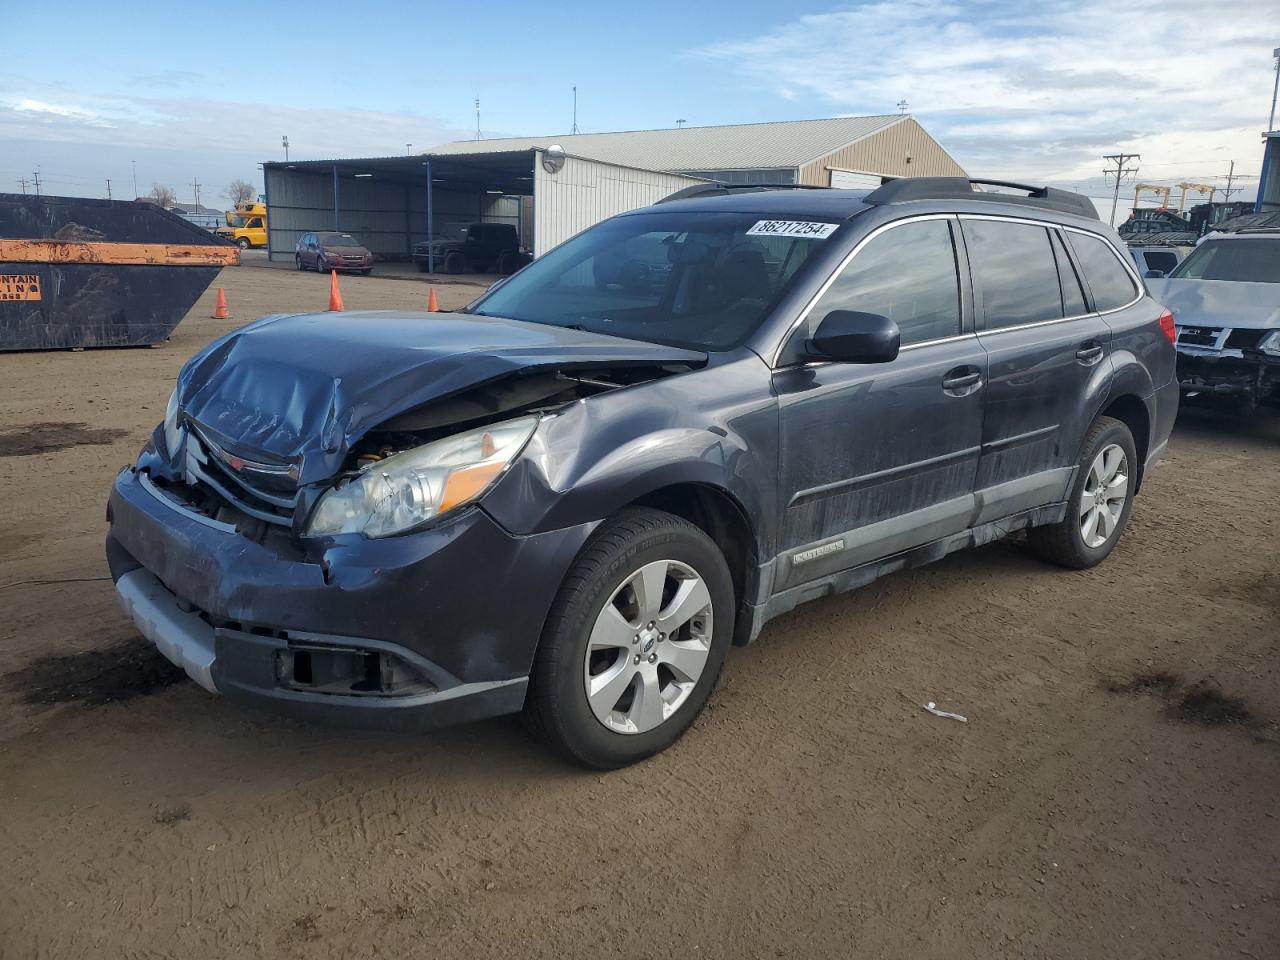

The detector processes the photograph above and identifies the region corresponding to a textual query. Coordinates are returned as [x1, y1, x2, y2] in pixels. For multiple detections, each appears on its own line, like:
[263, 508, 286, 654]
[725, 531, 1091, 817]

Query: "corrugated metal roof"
[426, 116, 906, 172]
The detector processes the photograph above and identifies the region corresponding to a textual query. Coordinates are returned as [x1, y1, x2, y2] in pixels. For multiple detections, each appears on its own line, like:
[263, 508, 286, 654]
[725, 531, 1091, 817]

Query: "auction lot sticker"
[745, 220, 839, 239]
[0, 273, 42, 301]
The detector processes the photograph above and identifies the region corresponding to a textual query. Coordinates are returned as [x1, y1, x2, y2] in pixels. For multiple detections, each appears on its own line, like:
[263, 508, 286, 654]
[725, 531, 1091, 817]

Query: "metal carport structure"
[262, 150, 699, 269]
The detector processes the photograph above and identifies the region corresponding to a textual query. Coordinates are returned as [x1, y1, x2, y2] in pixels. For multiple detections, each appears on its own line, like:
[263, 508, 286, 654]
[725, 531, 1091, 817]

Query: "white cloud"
[0, 78, 472, 200]
[691, 0, 1279, 194]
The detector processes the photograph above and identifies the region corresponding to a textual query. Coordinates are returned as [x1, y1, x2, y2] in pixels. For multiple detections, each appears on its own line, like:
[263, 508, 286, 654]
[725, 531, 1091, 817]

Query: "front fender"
[481, 354, 780, 557]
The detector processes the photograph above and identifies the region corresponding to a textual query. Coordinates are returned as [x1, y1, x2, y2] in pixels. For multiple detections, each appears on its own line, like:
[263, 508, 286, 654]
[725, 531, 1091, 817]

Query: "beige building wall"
[797, 117, 967, 186]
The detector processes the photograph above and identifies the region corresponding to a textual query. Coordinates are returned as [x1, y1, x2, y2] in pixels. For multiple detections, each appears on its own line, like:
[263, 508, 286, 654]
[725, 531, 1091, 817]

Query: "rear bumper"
[106, 465, 591, 730]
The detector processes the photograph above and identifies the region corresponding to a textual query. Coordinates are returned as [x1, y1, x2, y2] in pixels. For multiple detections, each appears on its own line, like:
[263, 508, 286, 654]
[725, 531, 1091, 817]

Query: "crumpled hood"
[176, 310, 706, 484]
[1148, 278, 1280, 331]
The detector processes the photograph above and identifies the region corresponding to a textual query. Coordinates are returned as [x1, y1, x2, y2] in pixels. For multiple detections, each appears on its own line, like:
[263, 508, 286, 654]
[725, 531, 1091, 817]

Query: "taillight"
[1157, 308, 1176, 343]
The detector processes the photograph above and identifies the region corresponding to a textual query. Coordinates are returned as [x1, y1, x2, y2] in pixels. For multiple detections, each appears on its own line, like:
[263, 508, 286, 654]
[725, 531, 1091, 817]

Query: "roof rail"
[864, 177, 1099, 220]
[658, 182, 831, 203]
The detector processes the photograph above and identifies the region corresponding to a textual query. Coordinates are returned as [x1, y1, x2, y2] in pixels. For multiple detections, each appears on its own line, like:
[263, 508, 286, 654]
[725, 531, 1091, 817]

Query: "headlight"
[162, 388, 183, 458]
[305, 416, 538, 538]
[1258, 330, 1280, 356]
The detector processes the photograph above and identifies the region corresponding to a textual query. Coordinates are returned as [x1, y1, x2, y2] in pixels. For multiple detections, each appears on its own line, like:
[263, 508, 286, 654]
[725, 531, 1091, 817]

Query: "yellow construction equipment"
[1133, 183, 1172, 209]
[1175, 182, 1216, 211]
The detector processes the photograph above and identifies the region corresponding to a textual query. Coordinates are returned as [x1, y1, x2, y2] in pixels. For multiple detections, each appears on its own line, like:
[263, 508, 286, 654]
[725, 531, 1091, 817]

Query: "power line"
[1102, 153, 1140, 226]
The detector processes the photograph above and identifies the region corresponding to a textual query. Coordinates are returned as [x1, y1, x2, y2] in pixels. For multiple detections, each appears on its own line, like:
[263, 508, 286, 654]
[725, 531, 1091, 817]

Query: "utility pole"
[1269, 46, 1280, 133]
[475, 97, 481, 140]
[190, 177, 201, 208]
[17, 178, 29, 195]
[1221, 160, 1240, 202]
[1102, 153, 1140, 226]
[31, 171, 41, 196]
[675, 119, 686, 128]
[105, 178, 112, 200]
[897, 99, 908, 114]
[282, 135, 289, 161]
[131, 160, 138, 198]
[406, 143, 412, 155]
[571, 86, 579, 135]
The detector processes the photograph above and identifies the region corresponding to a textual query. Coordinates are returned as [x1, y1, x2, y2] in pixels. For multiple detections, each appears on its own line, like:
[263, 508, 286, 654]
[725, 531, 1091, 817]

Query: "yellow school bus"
[215, 201, 268, 249]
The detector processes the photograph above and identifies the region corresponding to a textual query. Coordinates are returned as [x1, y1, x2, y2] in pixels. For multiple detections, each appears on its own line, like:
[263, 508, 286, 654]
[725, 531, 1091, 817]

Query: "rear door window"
[801, 218, 962, 350]
[963, 219, 1063, 328]
[1066, 232, 1139, 310]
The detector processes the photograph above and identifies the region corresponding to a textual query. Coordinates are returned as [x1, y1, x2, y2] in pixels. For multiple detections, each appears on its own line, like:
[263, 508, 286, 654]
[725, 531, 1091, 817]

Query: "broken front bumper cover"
[1176, 350, 1280, 405]
[106, 464, 591, 731]
[112, 567, 527, 730]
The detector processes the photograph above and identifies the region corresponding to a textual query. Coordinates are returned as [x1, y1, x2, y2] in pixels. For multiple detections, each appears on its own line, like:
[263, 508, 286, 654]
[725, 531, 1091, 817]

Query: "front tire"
[236, 237, 251, 250]
[1028, 416, 1137, 569]
[524, 508, 734, 769]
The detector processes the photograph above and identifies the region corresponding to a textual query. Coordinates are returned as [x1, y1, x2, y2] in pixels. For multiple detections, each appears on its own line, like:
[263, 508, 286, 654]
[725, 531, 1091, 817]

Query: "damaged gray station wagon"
[107, 177, 1178, 768]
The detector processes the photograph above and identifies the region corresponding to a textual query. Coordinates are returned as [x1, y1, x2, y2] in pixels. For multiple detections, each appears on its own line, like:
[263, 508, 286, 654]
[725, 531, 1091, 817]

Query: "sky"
[1, 0, 1276, 218]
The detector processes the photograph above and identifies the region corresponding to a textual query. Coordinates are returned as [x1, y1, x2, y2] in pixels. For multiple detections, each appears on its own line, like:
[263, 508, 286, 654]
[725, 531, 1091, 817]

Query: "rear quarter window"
[1066, 232, 1139, 311]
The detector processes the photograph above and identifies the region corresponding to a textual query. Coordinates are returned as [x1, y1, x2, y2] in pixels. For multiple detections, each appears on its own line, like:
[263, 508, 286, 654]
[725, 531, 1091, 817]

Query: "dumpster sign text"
[0, 273, 41, 301]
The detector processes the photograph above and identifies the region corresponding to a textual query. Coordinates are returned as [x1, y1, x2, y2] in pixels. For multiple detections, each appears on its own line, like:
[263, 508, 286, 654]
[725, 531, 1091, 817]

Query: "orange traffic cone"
[211, 287, 229, 319]
[327, 270, 345, 311]
[427, 286, 439, 312]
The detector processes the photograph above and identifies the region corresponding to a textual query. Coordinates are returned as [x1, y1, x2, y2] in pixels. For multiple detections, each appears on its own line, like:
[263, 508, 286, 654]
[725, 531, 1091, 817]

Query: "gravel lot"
[0, 263, 1276, 959]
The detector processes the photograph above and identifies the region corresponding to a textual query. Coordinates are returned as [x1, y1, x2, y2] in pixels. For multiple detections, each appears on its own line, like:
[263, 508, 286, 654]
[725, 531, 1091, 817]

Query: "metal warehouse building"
[261, 115, 965, 265]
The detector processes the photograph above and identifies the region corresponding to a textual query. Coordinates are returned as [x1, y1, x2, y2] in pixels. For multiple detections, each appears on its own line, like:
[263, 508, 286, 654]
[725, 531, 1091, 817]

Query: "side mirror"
[1144, 268, 1165, 279]
[809, 310, 900, 363]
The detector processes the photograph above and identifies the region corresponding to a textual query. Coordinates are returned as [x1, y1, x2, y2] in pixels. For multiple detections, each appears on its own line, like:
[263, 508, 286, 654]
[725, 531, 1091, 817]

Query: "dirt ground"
[0, 263, 1276, 959]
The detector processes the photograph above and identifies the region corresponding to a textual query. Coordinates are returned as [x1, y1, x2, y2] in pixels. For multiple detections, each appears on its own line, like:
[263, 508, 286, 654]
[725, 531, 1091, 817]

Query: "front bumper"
[1176, 350, 1280, 406]
[106, 465, 592, 730]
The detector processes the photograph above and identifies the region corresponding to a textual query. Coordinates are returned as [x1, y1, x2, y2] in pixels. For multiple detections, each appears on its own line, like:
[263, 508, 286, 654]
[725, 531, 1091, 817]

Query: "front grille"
[1178, 326, 1222, 347]
[184, 427, 298, 527]
[1226, 329, 1264, 351]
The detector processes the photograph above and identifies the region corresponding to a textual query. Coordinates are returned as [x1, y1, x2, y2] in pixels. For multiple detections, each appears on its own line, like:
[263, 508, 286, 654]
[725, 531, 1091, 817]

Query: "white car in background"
[1147, 230, 1280, 414]
[1128, 245, 1186, 278]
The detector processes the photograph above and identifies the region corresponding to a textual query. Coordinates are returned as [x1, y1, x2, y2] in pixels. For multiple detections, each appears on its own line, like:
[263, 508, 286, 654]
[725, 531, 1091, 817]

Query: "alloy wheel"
[1080, 443, 1129, 548]
[582, 559, 714, 735]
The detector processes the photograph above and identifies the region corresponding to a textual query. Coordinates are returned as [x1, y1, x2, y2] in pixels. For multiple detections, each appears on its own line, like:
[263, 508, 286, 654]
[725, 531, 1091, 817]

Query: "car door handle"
[941, 366, 982, 394]
[1076, 343, 1105, 364]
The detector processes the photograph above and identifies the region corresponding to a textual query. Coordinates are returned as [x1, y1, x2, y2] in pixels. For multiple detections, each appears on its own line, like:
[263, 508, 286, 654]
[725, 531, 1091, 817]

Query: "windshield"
[1169, 238, 1280, 283]
[320, 233, 361, 247]
[465, 210, 841, 350]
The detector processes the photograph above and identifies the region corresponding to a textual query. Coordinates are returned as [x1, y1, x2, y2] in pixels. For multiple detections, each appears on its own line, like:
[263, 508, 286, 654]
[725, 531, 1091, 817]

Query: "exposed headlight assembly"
[1257, 330, 1280, 357]
[306, 416, 538, 538]
[162, 388, 184, 459]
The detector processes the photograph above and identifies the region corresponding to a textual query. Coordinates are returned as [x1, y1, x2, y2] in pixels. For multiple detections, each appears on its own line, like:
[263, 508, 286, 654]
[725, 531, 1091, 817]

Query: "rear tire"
[524, 508, 734, 769]
[1028, 416, 1137, 569]
[443, 251, 464, 274]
